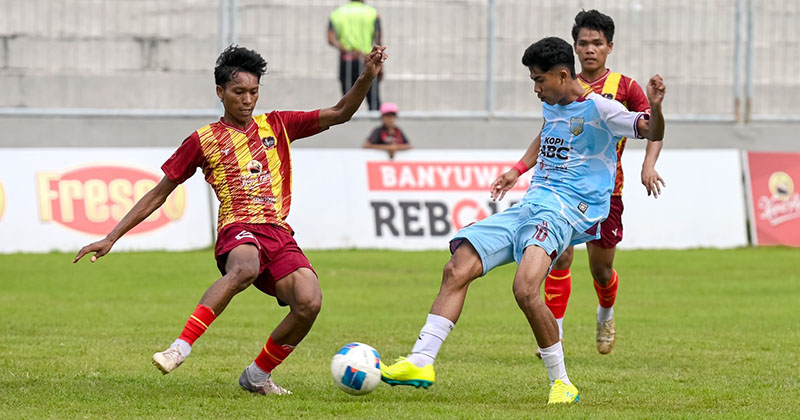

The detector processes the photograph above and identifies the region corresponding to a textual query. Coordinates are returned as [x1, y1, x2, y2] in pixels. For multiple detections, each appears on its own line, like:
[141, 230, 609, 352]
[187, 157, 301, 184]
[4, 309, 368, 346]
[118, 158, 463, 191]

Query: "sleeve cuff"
[634, 112, 650, 139]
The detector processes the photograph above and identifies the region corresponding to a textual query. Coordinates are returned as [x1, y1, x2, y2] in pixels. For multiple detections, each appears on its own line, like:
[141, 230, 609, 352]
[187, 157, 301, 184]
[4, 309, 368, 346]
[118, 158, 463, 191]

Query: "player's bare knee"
[512, 282, 541, 307]
[441, 259, 476, 290]
[226, 263, 259, 291]
[292, 291, 322, 324]
[590, 265, 614, 286]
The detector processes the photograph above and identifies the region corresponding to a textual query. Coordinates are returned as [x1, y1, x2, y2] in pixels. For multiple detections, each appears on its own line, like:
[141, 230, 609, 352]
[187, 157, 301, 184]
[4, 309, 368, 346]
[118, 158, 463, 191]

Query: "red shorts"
[214, 223, 314, 302]
[590, 195, 624, 249]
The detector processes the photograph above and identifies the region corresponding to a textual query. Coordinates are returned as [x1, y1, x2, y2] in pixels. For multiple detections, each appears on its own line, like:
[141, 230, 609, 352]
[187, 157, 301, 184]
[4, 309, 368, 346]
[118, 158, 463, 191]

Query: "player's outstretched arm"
[641, 140, 666, 198]
[636, 75, 666, 141]
[73, 176, 179, 263]
[318, 46, 388, 130]
[490, 133, 541, 201]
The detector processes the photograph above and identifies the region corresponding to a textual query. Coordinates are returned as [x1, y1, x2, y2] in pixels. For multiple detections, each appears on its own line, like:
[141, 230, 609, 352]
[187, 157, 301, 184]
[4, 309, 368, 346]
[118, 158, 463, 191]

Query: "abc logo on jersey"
[540, 136, 570, 160]
[36, 165, 186, 235]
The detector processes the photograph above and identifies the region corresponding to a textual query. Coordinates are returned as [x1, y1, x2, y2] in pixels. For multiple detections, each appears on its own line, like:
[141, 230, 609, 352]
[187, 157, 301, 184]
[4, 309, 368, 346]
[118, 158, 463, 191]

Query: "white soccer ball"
[330, 342, 382, 395]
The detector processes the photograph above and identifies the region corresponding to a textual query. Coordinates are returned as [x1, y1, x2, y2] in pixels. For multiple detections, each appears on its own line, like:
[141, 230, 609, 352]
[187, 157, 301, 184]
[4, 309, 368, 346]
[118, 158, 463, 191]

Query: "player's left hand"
[490, 170, 520, 201]
[73, 237, 115, 263]
[641, 165, 665, 198]
[364, 45, 388, 79]
[646, 74, 666, 106]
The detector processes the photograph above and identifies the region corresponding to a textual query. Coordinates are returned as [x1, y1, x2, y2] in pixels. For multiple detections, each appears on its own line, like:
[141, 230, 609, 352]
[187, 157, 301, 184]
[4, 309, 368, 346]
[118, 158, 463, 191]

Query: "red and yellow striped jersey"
[578, 70, 650, 196]
[162, 110, 324, 233]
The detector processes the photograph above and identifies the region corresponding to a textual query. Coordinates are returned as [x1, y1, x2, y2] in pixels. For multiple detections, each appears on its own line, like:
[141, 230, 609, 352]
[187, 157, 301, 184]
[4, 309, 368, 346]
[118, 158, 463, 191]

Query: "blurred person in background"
[363, 102, 411, 159]
[328, 0, 382, 110]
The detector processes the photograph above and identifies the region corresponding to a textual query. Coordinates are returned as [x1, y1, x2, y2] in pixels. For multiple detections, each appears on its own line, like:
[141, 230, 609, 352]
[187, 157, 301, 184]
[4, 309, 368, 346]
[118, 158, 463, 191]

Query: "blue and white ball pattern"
[331, 342, 382, 395]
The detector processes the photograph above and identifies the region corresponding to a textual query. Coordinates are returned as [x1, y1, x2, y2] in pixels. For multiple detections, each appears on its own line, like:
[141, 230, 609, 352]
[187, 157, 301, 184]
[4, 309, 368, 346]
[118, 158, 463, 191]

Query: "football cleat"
[380, 357, 435, 389]
[152, 347, 185, 374]
[547, 379, 580, 404]
[238, 367, 292, 395]
[596, 318, 616, 354]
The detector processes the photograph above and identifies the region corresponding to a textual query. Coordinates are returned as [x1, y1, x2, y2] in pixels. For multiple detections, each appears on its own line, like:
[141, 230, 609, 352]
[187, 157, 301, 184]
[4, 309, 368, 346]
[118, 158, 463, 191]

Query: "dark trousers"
[339, 58, 380, 111]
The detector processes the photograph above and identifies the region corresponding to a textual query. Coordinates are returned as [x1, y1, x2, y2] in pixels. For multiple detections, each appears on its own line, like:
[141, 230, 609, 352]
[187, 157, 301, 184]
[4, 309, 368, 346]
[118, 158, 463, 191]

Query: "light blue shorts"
[450, 203, 597, 276]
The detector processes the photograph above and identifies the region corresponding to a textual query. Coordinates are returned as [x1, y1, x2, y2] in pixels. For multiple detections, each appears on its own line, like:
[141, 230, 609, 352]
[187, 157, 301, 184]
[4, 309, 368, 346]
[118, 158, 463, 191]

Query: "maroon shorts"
[590, 195, 624, 249]
[214, 223, 314, 302]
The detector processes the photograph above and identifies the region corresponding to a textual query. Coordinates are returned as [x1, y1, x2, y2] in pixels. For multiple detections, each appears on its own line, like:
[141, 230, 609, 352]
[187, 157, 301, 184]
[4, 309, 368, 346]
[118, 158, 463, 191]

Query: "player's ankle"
[407, 353, 434, 367]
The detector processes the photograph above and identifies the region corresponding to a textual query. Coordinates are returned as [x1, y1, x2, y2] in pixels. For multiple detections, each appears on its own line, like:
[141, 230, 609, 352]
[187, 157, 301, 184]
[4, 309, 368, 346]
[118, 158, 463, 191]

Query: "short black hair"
[521, 37, 576, 78]
[214, 45, 268, 87]
[571, 9, 615, 43]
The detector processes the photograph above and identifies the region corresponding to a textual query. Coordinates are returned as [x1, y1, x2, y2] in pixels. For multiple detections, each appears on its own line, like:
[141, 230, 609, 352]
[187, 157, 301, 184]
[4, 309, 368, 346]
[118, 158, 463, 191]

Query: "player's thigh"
[274, 267, 322, 315]
[451, 207, 520, 277]
[445, 239, 484, 283]
[513, 245, 553, 298]
[553, 245, 574, 270]
[223, 243, 260, 281]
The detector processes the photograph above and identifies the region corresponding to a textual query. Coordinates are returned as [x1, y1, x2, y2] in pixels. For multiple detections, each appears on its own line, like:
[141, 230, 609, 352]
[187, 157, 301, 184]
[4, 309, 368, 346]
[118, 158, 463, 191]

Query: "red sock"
[177, 304, 217, 346]
[254, 336, 295, 373]
[544, 268, 572, 319]
[593, 270, 619, 308]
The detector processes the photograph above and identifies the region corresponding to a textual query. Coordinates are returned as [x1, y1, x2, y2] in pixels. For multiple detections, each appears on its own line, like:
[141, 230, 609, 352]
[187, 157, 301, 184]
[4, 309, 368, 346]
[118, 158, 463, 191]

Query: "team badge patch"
[247, 160, 262, 174]
[577, 202, 589, 214]
[262, 136, 276, 149]
[569, 117, 584, 136]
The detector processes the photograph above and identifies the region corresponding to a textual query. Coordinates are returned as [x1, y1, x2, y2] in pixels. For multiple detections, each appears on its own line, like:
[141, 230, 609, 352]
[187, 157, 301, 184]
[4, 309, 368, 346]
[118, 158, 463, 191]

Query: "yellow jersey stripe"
[602, 72, 622, 100]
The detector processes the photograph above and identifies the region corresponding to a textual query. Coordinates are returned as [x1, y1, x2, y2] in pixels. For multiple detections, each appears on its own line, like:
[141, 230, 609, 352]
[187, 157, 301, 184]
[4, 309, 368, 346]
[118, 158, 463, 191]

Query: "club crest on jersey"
[247, 160, 262, 175]
[262, 136, 276, 149]
[569, 117, 584, 136]
[577, 202, 589, 214]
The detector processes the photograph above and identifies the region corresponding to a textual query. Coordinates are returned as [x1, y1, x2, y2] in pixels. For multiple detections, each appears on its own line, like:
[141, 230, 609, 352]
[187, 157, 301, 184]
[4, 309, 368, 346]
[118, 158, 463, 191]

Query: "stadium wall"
[0, 148, 751, 253]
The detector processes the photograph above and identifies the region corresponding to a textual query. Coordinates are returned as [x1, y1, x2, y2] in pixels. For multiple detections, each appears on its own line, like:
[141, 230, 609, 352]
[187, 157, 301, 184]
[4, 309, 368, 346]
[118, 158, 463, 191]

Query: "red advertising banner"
[746, 152, 800, 246]
[367, 161, 530, 191]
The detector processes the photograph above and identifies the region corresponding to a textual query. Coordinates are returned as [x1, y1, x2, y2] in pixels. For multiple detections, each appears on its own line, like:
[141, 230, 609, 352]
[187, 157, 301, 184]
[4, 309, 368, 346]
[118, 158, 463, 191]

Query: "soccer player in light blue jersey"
[381, 37, 665, 405]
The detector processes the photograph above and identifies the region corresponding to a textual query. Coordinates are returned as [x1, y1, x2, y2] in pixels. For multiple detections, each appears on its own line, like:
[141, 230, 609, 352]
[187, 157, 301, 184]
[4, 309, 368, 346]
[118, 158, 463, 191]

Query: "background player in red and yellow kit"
[491, 10, 665, 355]
[74, 44, 388, 395]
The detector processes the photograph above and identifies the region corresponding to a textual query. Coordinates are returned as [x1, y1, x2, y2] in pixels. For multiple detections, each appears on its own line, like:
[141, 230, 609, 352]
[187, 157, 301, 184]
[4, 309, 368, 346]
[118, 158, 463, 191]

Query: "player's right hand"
[647, 74, 666, 106]
[73, 238, 115, 263]
[363, 45, 388, 79]
[490, 170, 520, 201]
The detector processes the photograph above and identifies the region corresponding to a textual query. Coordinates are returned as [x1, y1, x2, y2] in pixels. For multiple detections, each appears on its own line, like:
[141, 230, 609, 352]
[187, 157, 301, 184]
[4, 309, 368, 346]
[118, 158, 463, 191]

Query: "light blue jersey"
[522, 92, 646, 236]
[452, 92, 647, 275]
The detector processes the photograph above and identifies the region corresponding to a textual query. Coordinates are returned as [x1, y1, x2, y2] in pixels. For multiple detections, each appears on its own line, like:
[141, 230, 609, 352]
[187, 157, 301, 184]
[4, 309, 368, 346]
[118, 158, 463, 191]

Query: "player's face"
[529, 66, 568, 106]
[217, 70, 260, 127]
[574, 28, 613, 74]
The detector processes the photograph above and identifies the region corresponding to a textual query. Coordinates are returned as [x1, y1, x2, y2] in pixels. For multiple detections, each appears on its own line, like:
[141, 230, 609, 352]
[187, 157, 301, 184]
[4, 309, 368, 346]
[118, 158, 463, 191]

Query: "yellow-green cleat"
[547, 379, 580, 404]
[380, 357, 435, 389]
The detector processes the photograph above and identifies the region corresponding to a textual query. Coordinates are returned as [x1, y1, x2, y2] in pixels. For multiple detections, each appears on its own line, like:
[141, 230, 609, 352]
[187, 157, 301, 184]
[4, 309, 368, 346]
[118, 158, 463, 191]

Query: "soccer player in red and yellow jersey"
[74, 44, 388, 395]
[491, 10, 665, 355]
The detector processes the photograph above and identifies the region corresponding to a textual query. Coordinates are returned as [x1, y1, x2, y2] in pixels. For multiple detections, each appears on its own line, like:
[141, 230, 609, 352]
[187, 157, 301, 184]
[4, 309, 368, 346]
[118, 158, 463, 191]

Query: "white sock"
[555, 318, 564, 340]
[408, 313, 454, 367]
[247, 361, 270, 383]
[597, 305, 614, 323]
[171, 338, 192, 357]
[539, 341, 570, 385]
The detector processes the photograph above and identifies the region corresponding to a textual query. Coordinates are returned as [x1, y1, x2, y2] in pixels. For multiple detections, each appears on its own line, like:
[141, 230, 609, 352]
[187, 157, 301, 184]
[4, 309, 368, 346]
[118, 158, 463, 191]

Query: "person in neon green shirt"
[328, 0, 382, 110]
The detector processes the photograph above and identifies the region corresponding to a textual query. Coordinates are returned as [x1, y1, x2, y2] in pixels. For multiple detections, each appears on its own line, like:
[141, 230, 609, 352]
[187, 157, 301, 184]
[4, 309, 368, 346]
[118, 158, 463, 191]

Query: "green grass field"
[1, 247, 799, 419]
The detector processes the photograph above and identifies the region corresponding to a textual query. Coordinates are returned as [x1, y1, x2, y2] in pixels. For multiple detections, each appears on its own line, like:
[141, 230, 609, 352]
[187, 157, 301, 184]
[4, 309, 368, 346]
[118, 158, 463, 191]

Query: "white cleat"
[153, 347, 186, 374]
[239, 367, 292, 395]
[596, 318, 616, 354]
